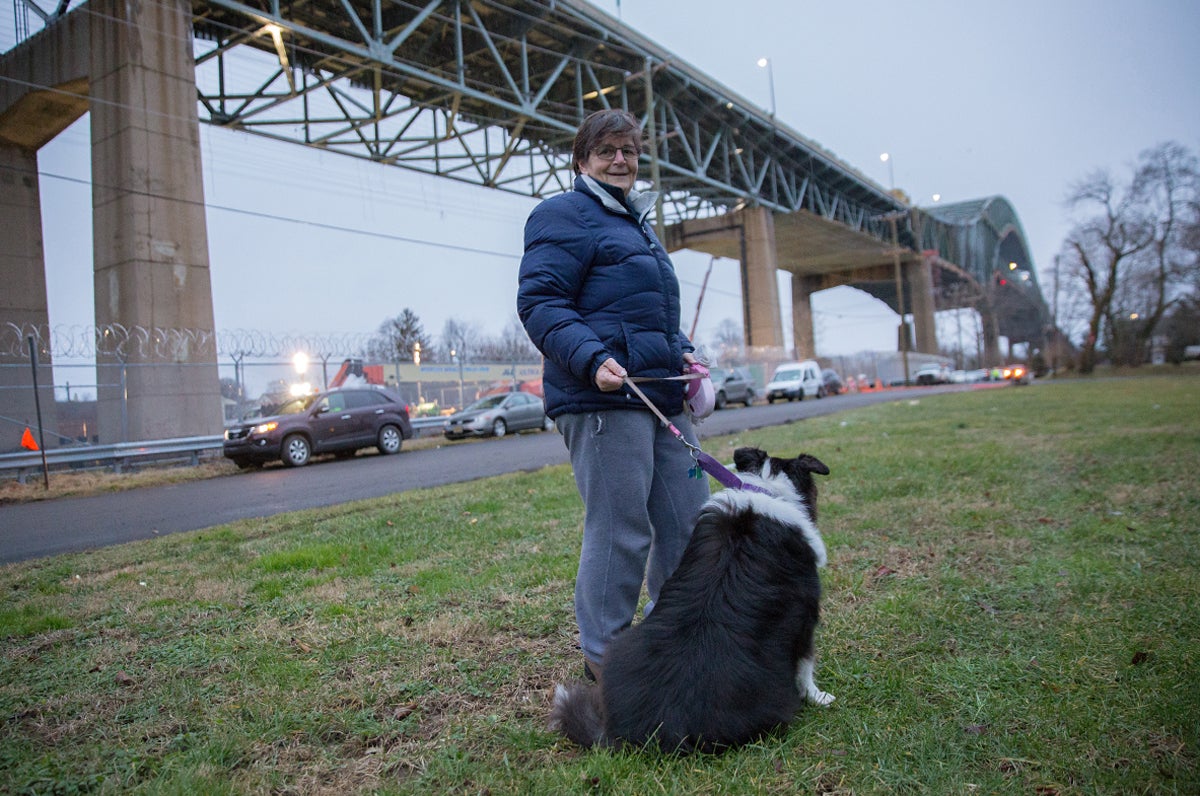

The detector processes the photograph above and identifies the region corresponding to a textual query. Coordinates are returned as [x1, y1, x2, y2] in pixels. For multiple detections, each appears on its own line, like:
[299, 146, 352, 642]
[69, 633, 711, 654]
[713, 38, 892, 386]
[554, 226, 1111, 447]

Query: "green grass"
[2, 375, 1197, 794]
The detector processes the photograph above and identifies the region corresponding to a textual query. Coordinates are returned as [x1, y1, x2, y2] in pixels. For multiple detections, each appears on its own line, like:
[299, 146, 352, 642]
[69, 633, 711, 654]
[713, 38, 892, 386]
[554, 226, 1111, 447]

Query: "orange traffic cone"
[21, 427, 39, 451]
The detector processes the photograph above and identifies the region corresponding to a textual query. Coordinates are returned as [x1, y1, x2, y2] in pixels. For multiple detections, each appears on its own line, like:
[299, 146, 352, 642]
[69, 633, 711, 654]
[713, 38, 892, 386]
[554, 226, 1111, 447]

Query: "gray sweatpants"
[557, 409, 711, 664]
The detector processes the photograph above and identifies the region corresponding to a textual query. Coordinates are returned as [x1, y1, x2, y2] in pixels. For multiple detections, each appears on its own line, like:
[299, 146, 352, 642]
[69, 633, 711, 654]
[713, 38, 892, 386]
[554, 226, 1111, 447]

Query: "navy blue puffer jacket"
[518, 175, 693, 419]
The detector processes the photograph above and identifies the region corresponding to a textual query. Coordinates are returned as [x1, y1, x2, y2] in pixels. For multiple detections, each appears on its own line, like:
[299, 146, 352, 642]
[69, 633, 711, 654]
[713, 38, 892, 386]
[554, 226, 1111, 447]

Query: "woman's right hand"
[594, 358, 627, 392]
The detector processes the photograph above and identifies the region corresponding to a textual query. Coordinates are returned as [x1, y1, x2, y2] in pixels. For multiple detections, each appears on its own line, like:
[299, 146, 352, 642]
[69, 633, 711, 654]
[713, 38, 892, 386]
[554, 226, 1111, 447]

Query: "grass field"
[1, 375, 1197, 794]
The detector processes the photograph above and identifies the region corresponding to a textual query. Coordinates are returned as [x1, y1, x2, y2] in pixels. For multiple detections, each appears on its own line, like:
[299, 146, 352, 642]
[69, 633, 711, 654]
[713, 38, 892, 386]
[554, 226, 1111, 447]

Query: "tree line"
[1053, 141, 1199, 372]
[364, 309, 541, 366]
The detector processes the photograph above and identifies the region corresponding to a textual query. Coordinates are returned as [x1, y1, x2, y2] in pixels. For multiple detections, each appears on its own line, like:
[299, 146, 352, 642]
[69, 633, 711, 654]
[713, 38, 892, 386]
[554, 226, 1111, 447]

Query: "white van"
[764, 360, 823, 402]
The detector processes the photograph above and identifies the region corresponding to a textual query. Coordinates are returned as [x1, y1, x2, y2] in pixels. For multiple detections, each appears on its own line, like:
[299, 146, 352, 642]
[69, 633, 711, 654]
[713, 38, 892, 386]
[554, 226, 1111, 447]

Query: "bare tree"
[1160, 207, 1200, 361]
[1122, 143, 1200, 362]
[1059, 142, 1199, 371]
[366, 308, 435, 364]
[710, 318, 744, 363]
[475, 317, 541, 363]
[440, 318, 483, 363]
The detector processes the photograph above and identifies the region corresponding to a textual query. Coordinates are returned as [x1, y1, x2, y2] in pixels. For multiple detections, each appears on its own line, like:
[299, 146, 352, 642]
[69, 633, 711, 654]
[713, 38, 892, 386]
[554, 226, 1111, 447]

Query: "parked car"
[708, 367, 757, 409]
[951, 368, 989, 383]
[915, 364, 950, 385]
[443, 391, 553, 439]
[764, 360, 823, 402]
[819, 369, 844, 397]
[223, 386, 413, 468]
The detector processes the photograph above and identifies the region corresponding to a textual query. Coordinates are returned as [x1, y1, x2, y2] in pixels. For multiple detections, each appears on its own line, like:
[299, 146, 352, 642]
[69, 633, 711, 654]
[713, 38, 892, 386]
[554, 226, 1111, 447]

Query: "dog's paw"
[806, 688, 835, 706]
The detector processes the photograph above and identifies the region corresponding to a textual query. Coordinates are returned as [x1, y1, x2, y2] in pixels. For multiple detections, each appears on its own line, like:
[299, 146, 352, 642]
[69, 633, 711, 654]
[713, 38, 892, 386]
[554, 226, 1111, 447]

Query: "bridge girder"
[186, 0, 904, 234]
[3, 0, 1052, 348]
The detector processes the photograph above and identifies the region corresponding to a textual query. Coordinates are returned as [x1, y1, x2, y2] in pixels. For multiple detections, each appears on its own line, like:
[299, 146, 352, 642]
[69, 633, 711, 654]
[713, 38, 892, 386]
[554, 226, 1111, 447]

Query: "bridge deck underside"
[666, 211, 975, 314]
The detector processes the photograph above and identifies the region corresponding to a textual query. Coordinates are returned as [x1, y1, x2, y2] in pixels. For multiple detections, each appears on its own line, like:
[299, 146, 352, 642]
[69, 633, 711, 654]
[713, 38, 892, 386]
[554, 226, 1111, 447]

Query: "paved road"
[0, 385, 983, 564]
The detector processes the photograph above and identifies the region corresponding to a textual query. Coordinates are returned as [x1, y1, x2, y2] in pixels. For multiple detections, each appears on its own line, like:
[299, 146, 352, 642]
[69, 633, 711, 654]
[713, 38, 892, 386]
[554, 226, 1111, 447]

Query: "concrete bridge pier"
[0, 13, 89, 450]
[0, 0, 222, 444]
[790, 274, 819, 360]
[90, 0, 221, 442]
[910, 254, 938, 355]
[0, 145, 57, 448]
[979, 301, 1003, 367]
[739, 206, 785, 354]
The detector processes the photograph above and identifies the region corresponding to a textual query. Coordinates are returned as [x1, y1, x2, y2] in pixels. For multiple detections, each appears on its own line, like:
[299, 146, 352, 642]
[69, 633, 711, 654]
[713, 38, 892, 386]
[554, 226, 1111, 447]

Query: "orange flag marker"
[21, 427, 39, 451]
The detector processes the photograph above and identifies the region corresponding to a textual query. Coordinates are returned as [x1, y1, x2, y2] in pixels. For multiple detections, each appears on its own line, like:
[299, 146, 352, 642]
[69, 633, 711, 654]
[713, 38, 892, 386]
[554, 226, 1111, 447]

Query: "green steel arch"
[918, 196, 1051, 345]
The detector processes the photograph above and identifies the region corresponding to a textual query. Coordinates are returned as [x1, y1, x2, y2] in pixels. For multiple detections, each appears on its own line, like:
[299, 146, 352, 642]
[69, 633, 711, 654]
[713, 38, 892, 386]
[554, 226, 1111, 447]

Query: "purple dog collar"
[695, 451, 773, 495]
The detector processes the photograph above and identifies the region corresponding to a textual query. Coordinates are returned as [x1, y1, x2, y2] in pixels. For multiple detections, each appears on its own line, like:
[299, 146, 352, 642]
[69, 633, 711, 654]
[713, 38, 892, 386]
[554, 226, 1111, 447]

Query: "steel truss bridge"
[8, 0, 1051, 344]
[186, 0, 899, 230]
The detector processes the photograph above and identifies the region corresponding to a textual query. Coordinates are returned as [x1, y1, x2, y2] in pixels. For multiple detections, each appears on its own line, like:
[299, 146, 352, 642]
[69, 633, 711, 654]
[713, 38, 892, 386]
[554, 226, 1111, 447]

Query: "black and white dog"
[549, 447, 834, 753]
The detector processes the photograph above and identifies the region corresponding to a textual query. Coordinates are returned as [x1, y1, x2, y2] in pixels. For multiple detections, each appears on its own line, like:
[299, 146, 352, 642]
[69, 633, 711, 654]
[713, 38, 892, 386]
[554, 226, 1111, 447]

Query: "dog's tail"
[548, 683, 606, 747]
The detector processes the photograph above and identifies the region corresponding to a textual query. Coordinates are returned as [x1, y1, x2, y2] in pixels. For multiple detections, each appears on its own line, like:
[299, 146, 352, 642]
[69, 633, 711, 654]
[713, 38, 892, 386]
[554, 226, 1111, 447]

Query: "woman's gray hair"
[572, 109, 643, 175]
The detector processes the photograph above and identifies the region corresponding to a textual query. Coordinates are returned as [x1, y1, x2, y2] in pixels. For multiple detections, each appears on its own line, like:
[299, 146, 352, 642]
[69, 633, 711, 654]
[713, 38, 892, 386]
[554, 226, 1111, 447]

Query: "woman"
[517, 108, 710, 682]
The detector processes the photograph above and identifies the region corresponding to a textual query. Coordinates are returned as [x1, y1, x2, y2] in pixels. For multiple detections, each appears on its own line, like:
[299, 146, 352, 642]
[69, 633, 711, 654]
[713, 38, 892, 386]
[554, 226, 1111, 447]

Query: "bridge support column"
[980, 301, 1002, 368]
[0, 144, 58, 449]
[90, 0, 221, 442]
[0, 16, 89, 451]
[738, 206, 784, 353]
[910, 255, 938, 354]
[790, 274, 818, 360]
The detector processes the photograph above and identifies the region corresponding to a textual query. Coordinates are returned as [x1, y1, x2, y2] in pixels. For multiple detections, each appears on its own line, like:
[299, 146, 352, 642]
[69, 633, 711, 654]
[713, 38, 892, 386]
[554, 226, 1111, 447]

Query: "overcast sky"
[10, 0, 1200, 380]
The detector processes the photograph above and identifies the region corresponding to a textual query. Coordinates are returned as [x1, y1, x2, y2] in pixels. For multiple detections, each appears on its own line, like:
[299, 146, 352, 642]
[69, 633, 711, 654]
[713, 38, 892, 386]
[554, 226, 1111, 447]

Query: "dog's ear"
[794, 453, 830, 476]
[733, 447, 768, 474]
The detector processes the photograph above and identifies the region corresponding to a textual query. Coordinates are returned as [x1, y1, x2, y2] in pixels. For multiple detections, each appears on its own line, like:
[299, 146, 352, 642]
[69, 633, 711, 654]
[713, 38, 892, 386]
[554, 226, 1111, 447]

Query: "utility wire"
[4, 162, 522, 260]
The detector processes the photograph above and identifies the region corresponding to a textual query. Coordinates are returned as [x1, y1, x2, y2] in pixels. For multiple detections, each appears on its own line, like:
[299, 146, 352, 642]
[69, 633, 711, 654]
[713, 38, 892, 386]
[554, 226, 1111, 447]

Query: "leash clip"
[621, 375, 768, 493]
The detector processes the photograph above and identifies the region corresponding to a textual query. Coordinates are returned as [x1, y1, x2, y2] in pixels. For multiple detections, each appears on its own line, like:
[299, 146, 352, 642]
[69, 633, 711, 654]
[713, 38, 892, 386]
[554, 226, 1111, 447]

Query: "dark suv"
[224, 386, 413, 468]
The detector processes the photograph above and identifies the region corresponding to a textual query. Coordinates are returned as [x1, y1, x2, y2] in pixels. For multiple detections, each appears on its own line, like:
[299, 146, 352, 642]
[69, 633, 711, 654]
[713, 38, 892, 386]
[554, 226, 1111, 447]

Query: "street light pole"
[756, 57, 776, 117]
[412, 342, 422, 406]
[880, 152, 894, 191]
[886, 213, 911, 385]
[451, 348, 464, 409]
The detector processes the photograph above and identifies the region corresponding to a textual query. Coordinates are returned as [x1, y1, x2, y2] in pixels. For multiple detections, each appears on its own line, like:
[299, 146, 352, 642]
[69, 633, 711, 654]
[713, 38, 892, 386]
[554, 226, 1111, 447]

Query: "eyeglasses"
[591, 145, 640, 162]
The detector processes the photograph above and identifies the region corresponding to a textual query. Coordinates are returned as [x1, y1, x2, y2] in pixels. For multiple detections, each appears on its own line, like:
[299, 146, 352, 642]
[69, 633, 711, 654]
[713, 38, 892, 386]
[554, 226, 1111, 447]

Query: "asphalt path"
[0, 384, 985, 564]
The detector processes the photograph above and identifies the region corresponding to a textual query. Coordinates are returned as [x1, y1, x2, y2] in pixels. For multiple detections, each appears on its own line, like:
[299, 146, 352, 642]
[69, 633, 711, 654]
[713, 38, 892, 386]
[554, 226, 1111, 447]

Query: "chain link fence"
[1, 323, 935, 451]
[0, 323, 544, 449]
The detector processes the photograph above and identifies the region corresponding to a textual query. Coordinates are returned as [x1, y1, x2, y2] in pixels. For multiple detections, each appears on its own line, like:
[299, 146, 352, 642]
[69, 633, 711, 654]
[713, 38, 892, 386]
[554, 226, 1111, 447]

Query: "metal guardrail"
[0, 436, 226, 484]
[0, 417, 449, 483]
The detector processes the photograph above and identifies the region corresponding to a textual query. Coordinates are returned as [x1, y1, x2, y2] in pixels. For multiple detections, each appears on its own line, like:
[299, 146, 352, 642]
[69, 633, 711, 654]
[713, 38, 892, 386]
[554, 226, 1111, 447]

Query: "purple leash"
[622, 376, 773, 495]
